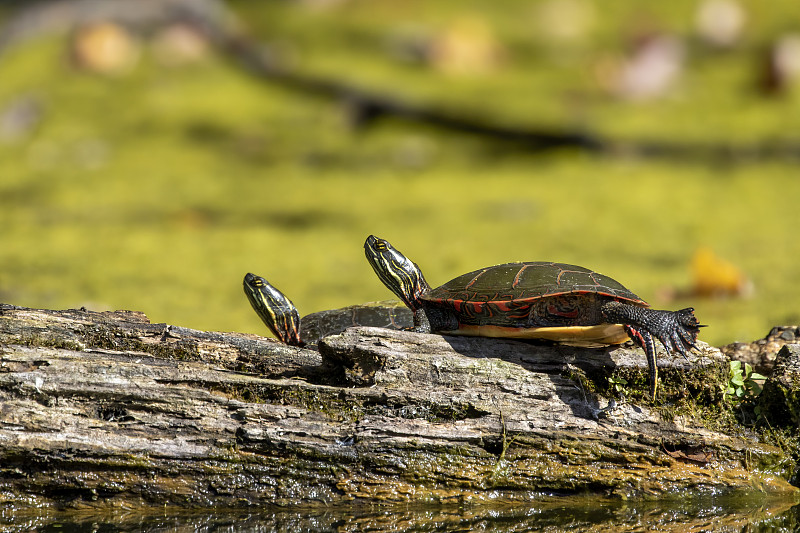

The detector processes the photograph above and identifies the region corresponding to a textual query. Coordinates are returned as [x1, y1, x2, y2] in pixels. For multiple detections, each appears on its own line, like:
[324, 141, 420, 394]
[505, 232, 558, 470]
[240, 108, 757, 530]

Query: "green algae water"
[2, 498, 799, 531]
[3, 3, 800, 349]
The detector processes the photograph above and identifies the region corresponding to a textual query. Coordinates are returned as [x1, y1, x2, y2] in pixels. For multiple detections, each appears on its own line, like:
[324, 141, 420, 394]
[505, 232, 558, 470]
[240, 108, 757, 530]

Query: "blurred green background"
[1, 0, 799, 346]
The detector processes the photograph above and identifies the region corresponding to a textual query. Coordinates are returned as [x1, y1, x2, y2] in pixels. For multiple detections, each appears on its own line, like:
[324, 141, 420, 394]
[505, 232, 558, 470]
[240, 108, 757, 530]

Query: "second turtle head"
[243, 272, 303, 347]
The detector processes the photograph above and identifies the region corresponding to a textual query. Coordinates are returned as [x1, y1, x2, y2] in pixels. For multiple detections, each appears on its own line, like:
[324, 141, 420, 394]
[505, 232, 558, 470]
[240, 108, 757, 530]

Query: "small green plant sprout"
[608, 375, 628, 394]
[724, 360, 767, 401]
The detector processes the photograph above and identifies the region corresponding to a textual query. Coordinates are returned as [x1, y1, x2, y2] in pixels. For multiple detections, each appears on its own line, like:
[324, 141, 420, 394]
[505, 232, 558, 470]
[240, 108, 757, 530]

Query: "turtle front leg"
[413, 306, 459, 334]
[413, 308, 432, 333]
[601, 301, 703, 399]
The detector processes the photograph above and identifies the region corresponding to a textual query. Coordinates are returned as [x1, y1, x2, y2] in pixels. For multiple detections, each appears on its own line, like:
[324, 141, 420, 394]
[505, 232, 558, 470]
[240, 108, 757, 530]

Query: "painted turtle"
[364, 235, 703, 399]
[243, 272, 412, 348]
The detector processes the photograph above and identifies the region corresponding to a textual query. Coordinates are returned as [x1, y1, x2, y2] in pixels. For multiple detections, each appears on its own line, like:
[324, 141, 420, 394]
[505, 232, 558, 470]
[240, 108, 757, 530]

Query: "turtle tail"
[624, 325, 659, 400]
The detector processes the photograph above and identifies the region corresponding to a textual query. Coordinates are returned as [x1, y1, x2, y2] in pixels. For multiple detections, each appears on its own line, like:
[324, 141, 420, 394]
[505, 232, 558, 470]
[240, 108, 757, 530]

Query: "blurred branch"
[2, 0, 800, 162]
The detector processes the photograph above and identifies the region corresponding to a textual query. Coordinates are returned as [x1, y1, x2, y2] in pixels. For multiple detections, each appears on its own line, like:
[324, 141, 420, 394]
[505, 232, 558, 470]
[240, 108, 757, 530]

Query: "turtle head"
[243, 273, 303, 347]
[364, 235, 430, 311]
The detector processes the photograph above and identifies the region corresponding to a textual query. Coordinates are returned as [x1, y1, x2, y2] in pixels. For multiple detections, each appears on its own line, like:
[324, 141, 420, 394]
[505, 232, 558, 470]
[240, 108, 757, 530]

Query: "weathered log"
[0, 303, 797, 513]
[759, 344, 800, 431]
[722, 326, 800, 374]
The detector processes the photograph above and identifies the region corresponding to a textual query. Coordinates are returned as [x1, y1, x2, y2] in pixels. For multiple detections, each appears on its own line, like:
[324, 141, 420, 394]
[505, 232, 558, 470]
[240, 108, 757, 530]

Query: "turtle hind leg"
[601, 301, 703, 355]
[601, 301, 704, 399]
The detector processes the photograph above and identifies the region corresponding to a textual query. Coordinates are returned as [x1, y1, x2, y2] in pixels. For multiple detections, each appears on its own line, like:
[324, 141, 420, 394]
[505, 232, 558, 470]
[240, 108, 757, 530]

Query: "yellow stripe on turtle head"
[365, 235, 430, 311]
[243, 273, 302, 346]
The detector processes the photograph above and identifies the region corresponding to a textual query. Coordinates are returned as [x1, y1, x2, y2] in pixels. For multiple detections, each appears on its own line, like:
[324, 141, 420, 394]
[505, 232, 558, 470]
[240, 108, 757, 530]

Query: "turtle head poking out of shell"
[364, 235, 431, 311]
[243, 272, 303, 347]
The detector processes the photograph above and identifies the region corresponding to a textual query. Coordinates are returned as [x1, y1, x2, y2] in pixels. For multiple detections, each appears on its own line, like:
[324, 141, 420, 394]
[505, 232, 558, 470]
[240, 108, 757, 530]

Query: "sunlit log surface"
[0, 303, 797, 513]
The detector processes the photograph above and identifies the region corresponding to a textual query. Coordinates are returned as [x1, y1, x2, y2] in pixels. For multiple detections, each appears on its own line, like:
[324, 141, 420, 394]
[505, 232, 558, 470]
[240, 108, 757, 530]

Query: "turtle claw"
[663, 329, 692, 363]
[661, 332, 677, 354]
[667, 307, 701, 341]
[675, 326, 698, 350]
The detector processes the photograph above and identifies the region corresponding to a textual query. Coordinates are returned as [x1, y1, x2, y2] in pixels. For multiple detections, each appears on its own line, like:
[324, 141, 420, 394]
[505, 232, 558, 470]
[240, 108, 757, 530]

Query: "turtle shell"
[421, 262, 648, 344]
[426, 262, 644, 303]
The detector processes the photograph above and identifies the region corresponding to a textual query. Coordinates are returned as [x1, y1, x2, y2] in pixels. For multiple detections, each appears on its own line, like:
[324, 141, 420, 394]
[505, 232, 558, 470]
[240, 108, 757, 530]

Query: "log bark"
[0, 303, 797, 512]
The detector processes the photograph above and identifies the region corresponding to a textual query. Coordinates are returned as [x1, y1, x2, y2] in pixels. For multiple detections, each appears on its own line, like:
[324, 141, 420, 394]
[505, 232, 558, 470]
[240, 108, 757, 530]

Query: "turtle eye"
[375, 240, 387, 251]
